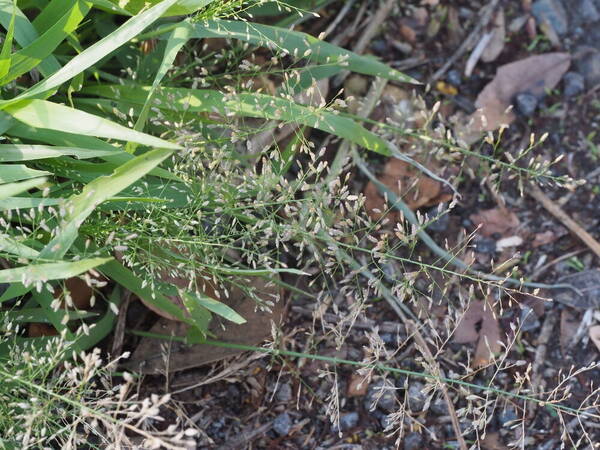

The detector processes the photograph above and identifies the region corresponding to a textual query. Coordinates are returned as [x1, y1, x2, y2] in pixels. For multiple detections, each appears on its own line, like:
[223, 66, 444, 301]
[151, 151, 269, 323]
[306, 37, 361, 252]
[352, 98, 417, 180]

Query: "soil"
[119, 1, 600, 448]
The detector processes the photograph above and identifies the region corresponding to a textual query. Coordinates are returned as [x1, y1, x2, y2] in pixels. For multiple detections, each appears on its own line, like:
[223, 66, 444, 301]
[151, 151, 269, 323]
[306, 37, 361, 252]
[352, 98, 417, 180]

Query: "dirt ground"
[122, 1, 600, 448]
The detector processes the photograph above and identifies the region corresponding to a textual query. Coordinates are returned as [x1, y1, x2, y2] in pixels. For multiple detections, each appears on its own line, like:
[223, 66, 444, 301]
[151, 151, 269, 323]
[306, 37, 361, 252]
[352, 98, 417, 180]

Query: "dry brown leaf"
[589, 325, 600, 352]
[125, 277, 284, 374]
[458, 53, 570, 143]
[560, 309, 578, 353]
[481, 9, 506, 63]
[347, 373, 371, 397]
[531, 230, 556, 247]
[453, 298, 502, 367]
[364, 159, 451, 221]
[470, 207, 520, 237]
[28, 323, 58, 338]
[474, 300, 502, 367]
[453, 301, 484, 344]
[481, 431, 508, 450]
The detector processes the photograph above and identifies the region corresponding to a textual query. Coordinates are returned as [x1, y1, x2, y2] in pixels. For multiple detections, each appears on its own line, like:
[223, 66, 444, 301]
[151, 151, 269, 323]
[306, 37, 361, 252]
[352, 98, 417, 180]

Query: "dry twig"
[528, 183, 600, 259]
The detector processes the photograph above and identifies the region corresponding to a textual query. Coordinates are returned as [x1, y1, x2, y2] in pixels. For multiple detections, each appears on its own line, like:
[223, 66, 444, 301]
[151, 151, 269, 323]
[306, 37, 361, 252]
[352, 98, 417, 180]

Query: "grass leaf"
[0, 257, 111, 284]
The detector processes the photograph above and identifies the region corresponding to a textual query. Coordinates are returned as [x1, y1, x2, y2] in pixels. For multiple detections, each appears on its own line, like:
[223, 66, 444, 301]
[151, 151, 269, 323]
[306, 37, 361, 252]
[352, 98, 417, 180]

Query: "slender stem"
[129, 330, 597, 419]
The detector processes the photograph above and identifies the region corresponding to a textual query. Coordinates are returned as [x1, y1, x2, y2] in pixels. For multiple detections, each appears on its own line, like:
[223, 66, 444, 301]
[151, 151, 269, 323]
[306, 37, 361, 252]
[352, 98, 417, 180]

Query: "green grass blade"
[0, 197, 63, 210]
[100, 259, 190, 323]
[0, 0, 179, 107]
[84, 85, 393, 155]
[0, 144, 118, 161]
[0, 1, 61, 77]
[0, 164, 51, 183]
[38, 147, 175, 260]
[118, 0, 215, 16]
[4, 308, 98, 323]
[4, 99, 180, 149]
[189, 20, 418, 84]
[0, 177, 46, 200]
[182, 290, 246, 324]
[0, 0, 90, 85]
[0, 235, 40, 258]
[0, 257, 111, 284]
[0, 1, 16, 79]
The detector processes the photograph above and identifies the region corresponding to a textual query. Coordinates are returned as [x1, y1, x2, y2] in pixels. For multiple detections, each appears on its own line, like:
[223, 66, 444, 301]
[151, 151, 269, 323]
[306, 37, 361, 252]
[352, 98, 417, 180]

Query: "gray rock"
[272, 412, 292, 436]
[570, 0, 600, 25]
[498, 406, 519, 427]
[447, 69, 462, 87]
[430, 398, 449, 415]
[576, 50, 600, 87]
[474, 237, 496, 254]
[519, 305, 541, 332]
[275, 383, 293, 403]
[339, 412, 359, 431]
[403, 432, 424, 450]
[407, 382, 426, 412]
[532, 0, 569, 35]
[563, 72, 585, 97]
[515, 93, 539, 117]
[365, 379, 398, 412]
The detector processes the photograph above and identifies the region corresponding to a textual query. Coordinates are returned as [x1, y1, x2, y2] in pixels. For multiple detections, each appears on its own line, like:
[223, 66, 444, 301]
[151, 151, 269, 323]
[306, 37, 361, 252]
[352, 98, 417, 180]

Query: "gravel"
[407, 382, 427, 412]
[403, 432, 424, 450]
[365, 378, 398, 413]
[563, 72, 585, 97]
[272, 412, 292, 436]
[275, 383, 293, 403]
[532, 0, 569, 35]
[515, 92, 539, 117]
[339, 411, 359, 431]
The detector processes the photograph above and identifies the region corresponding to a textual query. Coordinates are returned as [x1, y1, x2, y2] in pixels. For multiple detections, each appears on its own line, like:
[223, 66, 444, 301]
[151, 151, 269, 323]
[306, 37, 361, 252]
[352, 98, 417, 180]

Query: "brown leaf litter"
[456, 52, 571, 144]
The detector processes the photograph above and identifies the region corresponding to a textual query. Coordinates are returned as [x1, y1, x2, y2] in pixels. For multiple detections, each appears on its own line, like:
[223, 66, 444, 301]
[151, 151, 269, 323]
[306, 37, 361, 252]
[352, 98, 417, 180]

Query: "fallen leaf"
[347, 372, 371, 397]
[481, 431, 509, 450]
[560, 309, 579, 353]
[470, 207, 520, 237]
[482, 9, 506, 62]
[553, 270, 600, 310]
[589, 325, 600, 352]
[531, 230, 556, 247]
[474, 300, 502, 367]
[458, 53, 570, 143]
[453, 301, 485, 344]
[453, 297, 503, 367]
[125, 276, 284, 374]
[495, 235, 523, 251]
[28, 323, 58, 338]
[364, 159, 451, 221]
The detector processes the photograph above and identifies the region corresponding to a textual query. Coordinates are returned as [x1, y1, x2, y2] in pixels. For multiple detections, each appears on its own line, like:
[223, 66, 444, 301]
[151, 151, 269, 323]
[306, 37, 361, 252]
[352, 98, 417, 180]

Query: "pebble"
[519, 305, 541, 332]
[571, 0, 600, 25]
[403, 432, 424, 450]
[424, 208, 450, 233]
[577, 49, 600, 86]
[498, 407, 518, 427]
[446, 69, 462, 87]
[407, 382, 426, 412]
[275, 383, 293, 403]
[365, 379, 398, 413]
[272, 412, 292, 436]
[515, 93, 539, 117]
[430, 398, 449, 415]
[474, 237, 496, 254]
[371, 39, 388, 55]
[532, 0, 569, 36]
[338, 412, 359, 431]
[563, 72, 585, 97]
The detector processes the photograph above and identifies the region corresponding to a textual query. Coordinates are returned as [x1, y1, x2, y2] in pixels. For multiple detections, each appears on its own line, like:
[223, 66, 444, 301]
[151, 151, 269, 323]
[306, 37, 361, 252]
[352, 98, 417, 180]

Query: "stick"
[528, 183, 600, 260]
[430, 0, 501, 82]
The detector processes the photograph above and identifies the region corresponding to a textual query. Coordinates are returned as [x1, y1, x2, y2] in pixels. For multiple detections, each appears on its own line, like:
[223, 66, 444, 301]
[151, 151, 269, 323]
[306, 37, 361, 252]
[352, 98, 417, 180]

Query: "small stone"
[430, 398, 449, 415]
[577, 50, 600, 87]
[365, 379, 398, 413]
[446, 69, 462, 87]
[498, 407, 518, 427]
[339, 412, 359, 431]
[371, 39, 388, 55]
[424, 207, 450, 233]
[532, 0, 569, 36]
[407, 382, 426, 412]
[272, 412, 292, 436]
[403, 432, 424, 450]
[275, 383, 292, 403]
[570, 0, 600, 25]
[515, 93, 538, 117]
[474, 237, 496, 254]
[519, 305, 541, 332]
[563, 72, 585, 97]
